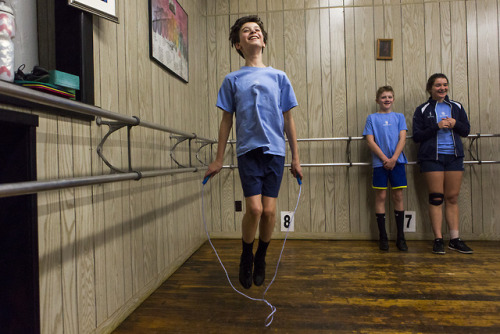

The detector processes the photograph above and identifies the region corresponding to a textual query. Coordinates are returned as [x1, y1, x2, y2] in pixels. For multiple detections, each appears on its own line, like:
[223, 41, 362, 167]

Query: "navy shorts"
[420, 154, 464, 172]
[372, 163, 407, 189]
[237, 148, 285, 198]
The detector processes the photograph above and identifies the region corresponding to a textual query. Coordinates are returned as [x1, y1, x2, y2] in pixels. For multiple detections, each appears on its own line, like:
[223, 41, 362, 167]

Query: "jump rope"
[201, 174, 302, 327]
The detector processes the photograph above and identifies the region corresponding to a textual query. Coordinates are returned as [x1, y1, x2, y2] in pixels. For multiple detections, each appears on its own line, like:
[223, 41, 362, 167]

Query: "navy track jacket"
[412, 96, 470, 162]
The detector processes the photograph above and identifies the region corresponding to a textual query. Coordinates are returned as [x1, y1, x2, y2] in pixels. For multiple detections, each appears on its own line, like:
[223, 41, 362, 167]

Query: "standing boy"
[363, 86, 408, 251]
[204, 16, 303, 289]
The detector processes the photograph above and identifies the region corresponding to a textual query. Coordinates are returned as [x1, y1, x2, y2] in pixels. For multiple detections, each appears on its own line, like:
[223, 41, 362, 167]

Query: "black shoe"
[396, 238, 408, 251]
[253, 258, 266, 286]
[449, 238, 473, 254]
[239, 254, 253, 289]
[379, 238, 389, 251]
[432, 238, 445, 254]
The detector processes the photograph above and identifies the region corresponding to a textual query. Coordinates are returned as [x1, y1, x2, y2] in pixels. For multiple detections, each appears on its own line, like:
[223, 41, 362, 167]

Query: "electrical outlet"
[235, 201, 242, 212]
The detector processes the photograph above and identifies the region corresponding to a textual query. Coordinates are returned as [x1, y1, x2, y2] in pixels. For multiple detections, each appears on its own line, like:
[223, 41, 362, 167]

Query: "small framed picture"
[377, 38, 393, 60]
[68, 0, 118, 23]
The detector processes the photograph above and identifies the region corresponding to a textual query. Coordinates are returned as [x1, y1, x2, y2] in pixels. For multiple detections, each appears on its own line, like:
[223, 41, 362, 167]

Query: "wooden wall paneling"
[344, 5, 358, 235]
[91, 16, 107, 327]
[284, 9, 310, 233]
[115, 0, 133, 302]
[151, 30, 165, 273]
[266, 2, 289, 235]
[238, 0, 257, 13]
[230, 10, 243, 234]
[450, 1, 473, 234]
[306, 0, 319, 9]
[319, 7, 334, 232]
[37, 114, 63, 334]
[374, 3, 386, 88]
[58, 116, 78, 333]
[206, 14, 220, 234]
[477, 0, 500, 237]
[98, 17, 125, 316]
[73, 118, 96, 333]
[354, 1, 376, 235]
[439, 2, 452, 83]
[466, 0, 483, 236]
[228, 10, 239, 234]
[284, 0, 306, 10]
[329, 5, 350, 234]
[306, 8, 326, 232]
[215, 14, 234, 234]
[424, 3, 442, 77]
[401, 3, 429, 238]
[124, 0, 146, 293]
[138, 0, 158, 285]
[385, 0, 405, 119]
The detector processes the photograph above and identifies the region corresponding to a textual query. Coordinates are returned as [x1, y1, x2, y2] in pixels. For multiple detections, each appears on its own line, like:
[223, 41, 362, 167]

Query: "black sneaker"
[379, 238, 389, 251]
[432, 238, 445, 254]
[396, 238, 408, 251]
[253, 258, 266, 286]
[449, 238, 473, 254]
[239, 254, 253, 289]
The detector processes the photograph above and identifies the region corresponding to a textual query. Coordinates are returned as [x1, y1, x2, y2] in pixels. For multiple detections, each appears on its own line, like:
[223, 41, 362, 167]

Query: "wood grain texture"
[114, 239, 500, 333]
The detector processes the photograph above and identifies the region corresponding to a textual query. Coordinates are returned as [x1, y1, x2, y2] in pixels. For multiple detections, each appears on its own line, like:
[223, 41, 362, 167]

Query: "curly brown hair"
[229, 15, 268, 59]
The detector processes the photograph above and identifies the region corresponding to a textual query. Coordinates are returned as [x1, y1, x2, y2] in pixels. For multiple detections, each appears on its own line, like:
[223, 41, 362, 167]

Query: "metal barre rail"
[0, 81, 213, 142]
[0, 167, 208, 199]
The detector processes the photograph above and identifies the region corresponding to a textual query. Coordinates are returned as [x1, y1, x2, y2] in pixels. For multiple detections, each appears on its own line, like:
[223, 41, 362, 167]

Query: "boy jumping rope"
[363, 86, 408, 251]
[204, 16, 303, 289]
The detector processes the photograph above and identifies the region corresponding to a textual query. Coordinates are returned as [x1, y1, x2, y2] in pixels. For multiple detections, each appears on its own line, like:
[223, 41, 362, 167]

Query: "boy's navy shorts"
[372, 163, 407, 190]
[420, 154, 464, 172]
[237, 148, 285, 198]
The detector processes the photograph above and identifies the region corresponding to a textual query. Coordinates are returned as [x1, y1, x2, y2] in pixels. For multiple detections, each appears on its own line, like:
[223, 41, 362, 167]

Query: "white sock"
[450, 230, 459, 239]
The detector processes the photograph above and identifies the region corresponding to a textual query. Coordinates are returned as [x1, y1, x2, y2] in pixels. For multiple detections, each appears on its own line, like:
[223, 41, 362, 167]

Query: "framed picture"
[377, 38, 393, 60]
[68, 0, 118, 23]
[149, 0, 189, 82]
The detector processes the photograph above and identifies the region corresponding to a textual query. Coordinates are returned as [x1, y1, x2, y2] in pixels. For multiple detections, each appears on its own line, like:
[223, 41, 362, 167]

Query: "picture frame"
[377, 38, 393, 60]
[149, 0, 189, 82]
[68, 0, 118, 23]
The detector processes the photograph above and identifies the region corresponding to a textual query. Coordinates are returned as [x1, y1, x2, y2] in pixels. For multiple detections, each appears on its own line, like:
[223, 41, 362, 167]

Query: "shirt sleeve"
[398, 113, 408, 131]
[362, 115, 373, 136]
[216, 76, 235, 113]
[280, 73, 298, 112]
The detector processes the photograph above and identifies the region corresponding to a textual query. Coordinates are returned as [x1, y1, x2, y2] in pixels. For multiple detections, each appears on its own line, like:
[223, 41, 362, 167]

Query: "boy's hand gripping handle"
[296, 176, 302, 185]
[202, 175, 211, 185]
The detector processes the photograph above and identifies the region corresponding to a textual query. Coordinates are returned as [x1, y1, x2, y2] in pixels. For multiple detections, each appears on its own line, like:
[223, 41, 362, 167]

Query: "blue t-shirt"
[363, 112, 408, 167]
[216, 66, 298, 157]
[435, 102, 455, 155]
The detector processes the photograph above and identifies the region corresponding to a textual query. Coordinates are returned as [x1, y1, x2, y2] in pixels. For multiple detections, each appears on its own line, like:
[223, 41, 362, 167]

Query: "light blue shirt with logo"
[363, 112, 408, 168]
[435, 102, 455, 155]
[216, 66, 298, 157]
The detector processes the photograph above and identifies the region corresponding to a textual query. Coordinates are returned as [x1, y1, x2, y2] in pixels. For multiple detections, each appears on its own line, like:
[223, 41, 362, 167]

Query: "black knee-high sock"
[255, 239, 270, 263]
[376, 213, 387, 239]
[395, 210, 405, 240]
[241, 239, 254, 259]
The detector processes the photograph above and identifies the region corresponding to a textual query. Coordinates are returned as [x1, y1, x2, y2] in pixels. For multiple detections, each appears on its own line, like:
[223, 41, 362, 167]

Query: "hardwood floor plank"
[114, 240, 500, 333]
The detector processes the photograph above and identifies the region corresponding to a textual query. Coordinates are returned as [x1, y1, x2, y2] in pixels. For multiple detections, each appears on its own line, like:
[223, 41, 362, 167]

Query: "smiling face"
[429, 77, 449, 102]
[376, 91, 394, 113]
[235, 22, 266, 57]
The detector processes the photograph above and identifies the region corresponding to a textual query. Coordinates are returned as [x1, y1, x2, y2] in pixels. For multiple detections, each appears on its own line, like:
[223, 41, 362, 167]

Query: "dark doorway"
[0, 109, 40, 333]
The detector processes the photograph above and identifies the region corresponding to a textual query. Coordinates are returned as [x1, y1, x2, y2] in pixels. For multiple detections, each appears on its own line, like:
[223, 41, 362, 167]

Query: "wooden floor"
[113, 240, 500, 333]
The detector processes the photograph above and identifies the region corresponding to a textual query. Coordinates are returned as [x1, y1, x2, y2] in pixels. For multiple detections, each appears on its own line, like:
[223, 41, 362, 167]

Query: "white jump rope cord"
[201, 176, 302, 327]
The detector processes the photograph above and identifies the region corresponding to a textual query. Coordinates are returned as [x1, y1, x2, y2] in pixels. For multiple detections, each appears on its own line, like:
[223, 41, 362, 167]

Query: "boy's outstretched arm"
[204, 111, 233, 179]
[283, 110, 303, 179]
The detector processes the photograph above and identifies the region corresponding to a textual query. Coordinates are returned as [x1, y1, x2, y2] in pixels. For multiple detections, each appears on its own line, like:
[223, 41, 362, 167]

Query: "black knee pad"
[429, 193, 444, 206]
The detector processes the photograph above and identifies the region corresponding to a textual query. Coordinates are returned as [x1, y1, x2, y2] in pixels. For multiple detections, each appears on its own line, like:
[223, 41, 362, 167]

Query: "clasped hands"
[438, 116, 456, 129]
